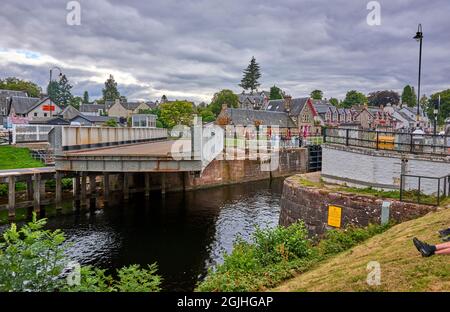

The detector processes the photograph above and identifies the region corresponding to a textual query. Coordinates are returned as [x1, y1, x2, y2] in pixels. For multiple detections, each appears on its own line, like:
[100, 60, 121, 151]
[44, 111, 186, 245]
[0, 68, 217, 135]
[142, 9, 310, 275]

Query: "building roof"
[0, 89, 28, 97]
[79, 104, 105, 113]
[266, 97, 309, 116]
[9, 96, 42, 114]
[28, 117, 70, 125]
[71, 114, 119, 123]
[60, 105, 80, 120]
[238, 92, 268, 109]
[225, 108, 297, 128]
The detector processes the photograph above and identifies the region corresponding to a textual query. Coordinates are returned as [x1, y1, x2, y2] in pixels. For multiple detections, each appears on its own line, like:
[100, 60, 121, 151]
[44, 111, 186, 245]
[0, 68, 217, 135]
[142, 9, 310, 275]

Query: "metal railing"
[324, 128, 450, 156]
[400, 174, 450, 206]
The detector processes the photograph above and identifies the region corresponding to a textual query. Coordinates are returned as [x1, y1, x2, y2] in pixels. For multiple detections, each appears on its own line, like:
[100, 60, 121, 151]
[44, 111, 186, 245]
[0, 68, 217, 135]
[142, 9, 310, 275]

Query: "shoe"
[438, 228, 450, 238]
[413, 237, 435, 257]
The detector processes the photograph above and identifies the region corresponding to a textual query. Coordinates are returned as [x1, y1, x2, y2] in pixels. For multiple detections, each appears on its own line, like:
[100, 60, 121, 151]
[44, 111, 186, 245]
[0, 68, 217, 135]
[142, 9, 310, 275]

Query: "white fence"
[12, 124, 54, 144]
[50, 126, 168, 151]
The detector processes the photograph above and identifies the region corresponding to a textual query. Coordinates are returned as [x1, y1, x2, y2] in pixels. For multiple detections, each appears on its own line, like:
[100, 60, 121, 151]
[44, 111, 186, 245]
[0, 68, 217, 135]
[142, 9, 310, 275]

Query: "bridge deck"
[63, 139, 191, 158]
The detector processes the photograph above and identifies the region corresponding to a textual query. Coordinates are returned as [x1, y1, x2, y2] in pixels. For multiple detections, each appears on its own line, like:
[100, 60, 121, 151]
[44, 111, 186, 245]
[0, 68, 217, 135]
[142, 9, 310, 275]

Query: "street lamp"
[49, 66, 63, 117]
[413, 24, 423, 129]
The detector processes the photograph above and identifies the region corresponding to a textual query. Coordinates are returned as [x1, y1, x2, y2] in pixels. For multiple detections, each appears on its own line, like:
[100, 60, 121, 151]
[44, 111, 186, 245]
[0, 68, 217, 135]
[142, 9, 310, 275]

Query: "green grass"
[275, 208, 450, 292]
[0, 146, 44, 170]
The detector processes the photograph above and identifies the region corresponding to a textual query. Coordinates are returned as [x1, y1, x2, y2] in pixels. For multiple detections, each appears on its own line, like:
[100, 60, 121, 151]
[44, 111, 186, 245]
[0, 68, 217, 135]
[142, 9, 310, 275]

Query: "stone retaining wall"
[279, 175, 439, 236]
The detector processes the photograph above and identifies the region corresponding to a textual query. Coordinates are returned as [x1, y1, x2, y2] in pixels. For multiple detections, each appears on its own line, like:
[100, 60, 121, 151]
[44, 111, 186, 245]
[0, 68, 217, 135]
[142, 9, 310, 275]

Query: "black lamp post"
[413, 24, 423, 129]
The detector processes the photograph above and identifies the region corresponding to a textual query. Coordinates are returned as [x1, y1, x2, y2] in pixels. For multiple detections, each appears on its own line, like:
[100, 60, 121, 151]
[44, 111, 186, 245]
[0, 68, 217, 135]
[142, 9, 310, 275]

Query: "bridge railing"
[50, 126, 168, 151]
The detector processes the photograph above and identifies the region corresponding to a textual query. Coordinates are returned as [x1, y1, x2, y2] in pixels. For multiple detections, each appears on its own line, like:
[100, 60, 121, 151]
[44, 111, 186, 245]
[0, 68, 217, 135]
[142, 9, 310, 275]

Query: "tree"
[199, 107, 216, 123]
[161, 95, 168, 103]
[0, 214, 161, 292]
[341, 90, 367, 108]
[239, 56, 261, 93]
[367, 90, 400, 107]
[209, 89, 239, 116]
[0, 77, 42, 97]
[47, 74, 73, 107]
[401, 85, 417, 107]
[69, 96, 83, 109]
[83, 91, 90, 104]
[159, 100, 194, 128]
[428, 90, 450, 126]
[269, 85, 283, 100]
[105, 118, 118, 127]
[310, 90, 323, 100]
[329, 97, 339, 106]
[102, 75, 121, 102]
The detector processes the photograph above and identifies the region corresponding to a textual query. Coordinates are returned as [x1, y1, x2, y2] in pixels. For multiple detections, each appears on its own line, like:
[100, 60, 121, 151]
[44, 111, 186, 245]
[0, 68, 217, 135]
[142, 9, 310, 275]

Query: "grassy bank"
[196, 221, 392, 291]
[0, 146, 43, 170]
[275, 208, 450, 292]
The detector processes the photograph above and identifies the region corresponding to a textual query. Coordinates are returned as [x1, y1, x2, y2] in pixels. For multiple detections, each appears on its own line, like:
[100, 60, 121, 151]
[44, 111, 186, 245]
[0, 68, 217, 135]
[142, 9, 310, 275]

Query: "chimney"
[115, 98, 121, 106]
[283, 95, 292, 113]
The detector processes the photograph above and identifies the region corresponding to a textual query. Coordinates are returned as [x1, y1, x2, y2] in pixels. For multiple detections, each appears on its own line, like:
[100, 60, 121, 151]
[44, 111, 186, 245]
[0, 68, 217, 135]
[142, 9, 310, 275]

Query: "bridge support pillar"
[26, 176, 33, 201]
[161, 173, 166, 196]
[73, 175, 81, 209]
[80, 173, 87, 207]
[144, 173, 150, 197]
[8, 176, 15, 219]
[103, 173, 110, 202]
[33, 174, 41, 214]
[89, 175, 96, 209]
[55, 171, 62, 211]
[123, 173, 130, 200]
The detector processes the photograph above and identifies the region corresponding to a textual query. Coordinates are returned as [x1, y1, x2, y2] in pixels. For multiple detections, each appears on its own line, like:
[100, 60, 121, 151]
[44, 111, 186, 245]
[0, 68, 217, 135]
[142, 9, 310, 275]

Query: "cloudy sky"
[0, 0, 449, 103]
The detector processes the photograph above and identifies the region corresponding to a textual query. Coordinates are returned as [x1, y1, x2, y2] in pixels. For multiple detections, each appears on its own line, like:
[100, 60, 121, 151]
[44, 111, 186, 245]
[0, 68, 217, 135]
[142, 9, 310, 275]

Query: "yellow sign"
[328, 205, 342, 228]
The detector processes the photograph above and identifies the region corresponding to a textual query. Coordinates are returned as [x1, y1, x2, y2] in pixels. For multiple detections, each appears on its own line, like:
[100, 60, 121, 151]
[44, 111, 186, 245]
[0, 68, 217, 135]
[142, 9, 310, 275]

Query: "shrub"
[0, 214, 162, 292]
[319, 223, 391, 255]
[253, 221, 311, 266]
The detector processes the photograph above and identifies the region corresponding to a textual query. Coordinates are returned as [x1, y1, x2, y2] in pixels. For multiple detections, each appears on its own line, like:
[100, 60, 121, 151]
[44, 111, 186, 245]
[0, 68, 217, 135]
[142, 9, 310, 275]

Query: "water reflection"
[23, 179, 284, 291]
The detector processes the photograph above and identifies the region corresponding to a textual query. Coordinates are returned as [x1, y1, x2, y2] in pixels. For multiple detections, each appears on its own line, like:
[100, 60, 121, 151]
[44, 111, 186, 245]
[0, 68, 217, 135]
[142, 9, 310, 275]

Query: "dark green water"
[38, 179, 283, 291]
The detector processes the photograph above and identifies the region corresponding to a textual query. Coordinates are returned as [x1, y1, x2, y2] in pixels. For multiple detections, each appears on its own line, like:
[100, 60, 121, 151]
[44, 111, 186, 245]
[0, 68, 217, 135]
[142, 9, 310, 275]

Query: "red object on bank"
[42, 105, 55, 111]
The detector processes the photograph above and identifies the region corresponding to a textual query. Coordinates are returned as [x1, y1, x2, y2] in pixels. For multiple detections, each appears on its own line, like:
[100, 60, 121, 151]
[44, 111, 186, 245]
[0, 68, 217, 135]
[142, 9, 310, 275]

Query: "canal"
[41, 178, 284, 291]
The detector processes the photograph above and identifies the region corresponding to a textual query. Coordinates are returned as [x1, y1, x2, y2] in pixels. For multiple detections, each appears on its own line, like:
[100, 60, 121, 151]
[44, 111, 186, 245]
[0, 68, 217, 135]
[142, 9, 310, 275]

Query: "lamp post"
[413, 24, 423, 129]
[434, 95, 440, 136]
[49, 66, 63, 117]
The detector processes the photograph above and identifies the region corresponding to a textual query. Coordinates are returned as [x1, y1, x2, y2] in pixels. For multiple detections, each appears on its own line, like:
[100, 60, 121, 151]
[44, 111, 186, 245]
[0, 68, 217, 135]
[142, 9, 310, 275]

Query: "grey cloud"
[0, 0, 449, 102]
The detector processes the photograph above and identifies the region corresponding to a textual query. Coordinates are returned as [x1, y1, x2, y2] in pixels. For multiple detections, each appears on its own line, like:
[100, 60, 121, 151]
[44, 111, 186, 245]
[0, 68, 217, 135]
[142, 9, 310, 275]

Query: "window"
[44, 113, 47, 117]
[34, 112, 38, 117]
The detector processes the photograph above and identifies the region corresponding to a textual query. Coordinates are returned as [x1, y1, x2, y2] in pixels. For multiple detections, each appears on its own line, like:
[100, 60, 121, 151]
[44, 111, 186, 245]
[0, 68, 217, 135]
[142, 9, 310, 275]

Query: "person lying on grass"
[413, 237, 450, 257]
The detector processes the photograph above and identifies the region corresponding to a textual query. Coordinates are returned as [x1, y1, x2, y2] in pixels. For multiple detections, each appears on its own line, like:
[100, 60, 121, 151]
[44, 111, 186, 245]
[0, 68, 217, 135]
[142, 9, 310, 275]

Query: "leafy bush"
[319, 223, 391, 255]
[0, 214, 162, 292]
[196, 221, 391, 292]
[253, 221, 311, 266]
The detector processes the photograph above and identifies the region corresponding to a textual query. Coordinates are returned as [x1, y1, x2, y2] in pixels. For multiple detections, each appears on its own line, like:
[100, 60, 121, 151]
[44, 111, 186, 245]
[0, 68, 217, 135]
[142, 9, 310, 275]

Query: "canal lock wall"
[123, 148, 308, 192]
[279, 175, 439, 236]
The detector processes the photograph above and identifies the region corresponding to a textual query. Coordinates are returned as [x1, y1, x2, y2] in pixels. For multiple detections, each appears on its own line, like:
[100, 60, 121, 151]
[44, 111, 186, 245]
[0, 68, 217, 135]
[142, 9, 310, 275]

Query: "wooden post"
[55, 171, 62, 210]
[89, 175, 96, 209]
[145, 173, 150, 197]
[123, 173, 129, 200]
[161, 173, 166, 196]
[8, 176, 16, 219]
[33, 174, 41, 213]
[26, 176, 33, 201]
[80, 173, 87, 207]
[89, 175, 96, 195]
[103, 173, 110, 202]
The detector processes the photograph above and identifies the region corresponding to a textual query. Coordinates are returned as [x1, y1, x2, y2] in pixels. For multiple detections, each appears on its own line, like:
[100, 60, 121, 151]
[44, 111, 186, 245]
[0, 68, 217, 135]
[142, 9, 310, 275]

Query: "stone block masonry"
[279, 174, 439, 236]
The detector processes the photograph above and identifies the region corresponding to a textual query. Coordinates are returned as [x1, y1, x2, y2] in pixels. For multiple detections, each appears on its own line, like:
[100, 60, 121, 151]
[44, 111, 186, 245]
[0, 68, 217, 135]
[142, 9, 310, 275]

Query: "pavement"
[63, 139, 192, 158]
